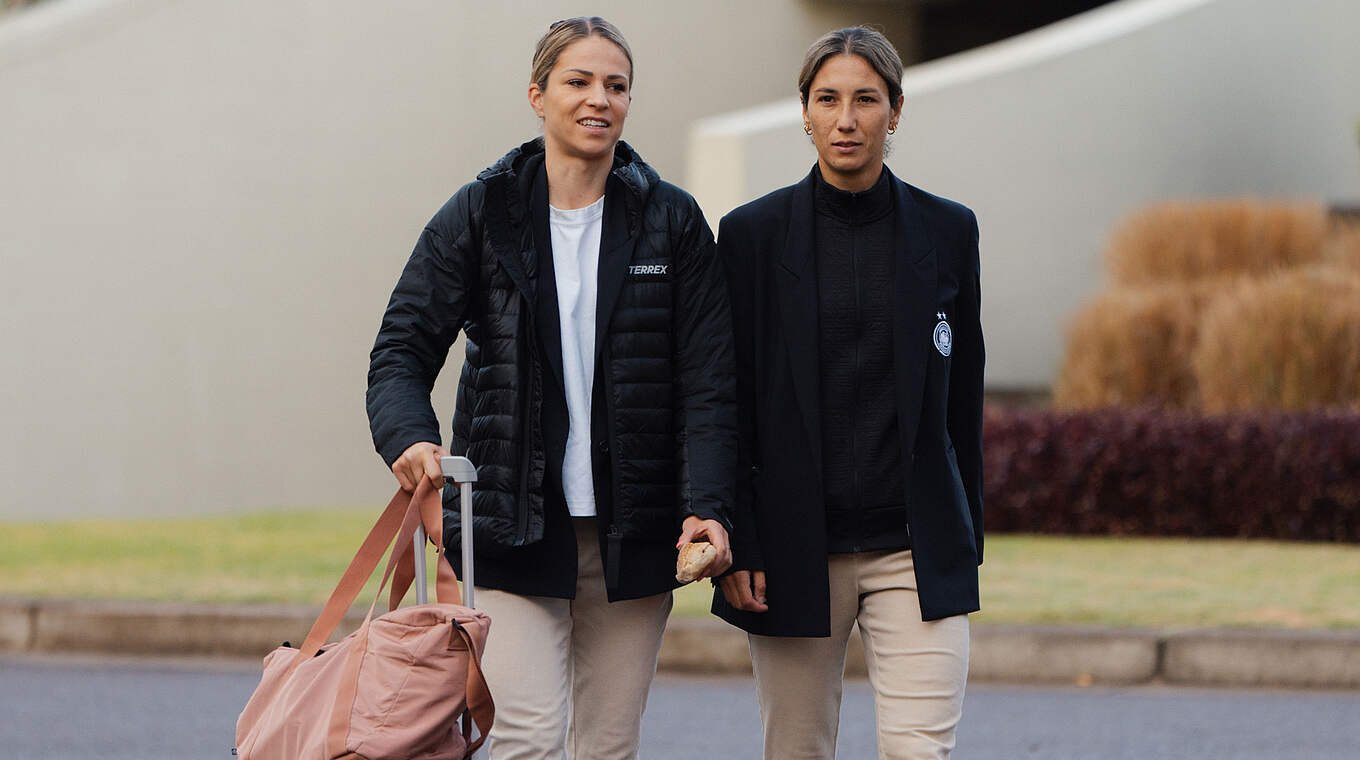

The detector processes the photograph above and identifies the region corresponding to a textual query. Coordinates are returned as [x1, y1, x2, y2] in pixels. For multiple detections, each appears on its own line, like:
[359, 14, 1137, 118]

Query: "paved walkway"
[7, 657, 1359, 759]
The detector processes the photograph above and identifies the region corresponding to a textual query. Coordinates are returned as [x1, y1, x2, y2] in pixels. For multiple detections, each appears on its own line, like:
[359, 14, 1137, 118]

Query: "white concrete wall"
[0, 0, 918, 519]
[687, 0, 1360, 389]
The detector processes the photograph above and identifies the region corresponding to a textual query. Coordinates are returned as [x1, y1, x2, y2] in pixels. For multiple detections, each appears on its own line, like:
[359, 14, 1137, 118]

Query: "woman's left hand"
[676, 516, 733, 578]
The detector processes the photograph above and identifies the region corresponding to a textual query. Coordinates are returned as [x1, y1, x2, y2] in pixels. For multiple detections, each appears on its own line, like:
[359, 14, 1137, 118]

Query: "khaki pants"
[749, 549, 970, 760]
[473, 519, 672, 760]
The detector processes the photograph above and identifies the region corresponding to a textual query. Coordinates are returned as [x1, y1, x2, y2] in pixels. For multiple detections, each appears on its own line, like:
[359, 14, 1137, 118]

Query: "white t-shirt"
[549, 194, 605, 517]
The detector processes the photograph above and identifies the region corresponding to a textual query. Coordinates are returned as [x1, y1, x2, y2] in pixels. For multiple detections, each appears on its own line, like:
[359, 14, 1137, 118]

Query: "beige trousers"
[473, 519, 672, 760]
[748, 549, 970, 760]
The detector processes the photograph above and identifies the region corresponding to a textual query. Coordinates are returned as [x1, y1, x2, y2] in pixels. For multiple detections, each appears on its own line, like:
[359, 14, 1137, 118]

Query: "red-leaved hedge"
[982, 406, 1360, 541]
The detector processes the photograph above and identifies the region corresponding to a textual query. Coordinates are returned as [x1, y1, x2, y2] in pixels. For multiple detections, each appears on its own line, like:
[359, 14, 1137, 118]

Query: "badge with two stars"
[933, 311, 952, 357]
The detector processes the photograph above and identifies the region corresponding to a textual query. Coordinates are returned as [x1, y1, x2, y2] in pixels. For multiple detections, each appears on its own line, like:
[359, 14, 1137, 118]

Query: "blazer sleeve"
[717, 213, 765, 573]
[946, 210, 985, 564]
[672, 201, 736, 532]
[366, 189, 478, 468]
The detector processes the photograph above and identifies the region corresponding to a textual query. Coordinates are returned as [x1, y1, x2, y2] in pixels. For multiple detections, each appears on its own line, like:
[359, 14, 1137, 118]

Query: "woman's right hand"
[392, 441, 450, 493]
[719, 570, 768, 613]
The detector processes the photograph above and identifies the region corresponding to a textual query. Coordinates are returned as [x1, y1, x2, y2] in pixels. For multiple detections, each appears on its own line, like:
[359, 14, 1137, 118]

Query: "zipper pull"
[605, 524, 622, 590]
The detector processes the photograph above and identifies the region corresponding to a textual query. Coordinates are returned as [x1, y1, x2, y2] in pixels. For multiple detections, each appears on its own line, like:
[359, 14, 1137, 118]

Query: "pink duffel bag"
[234, 477, 493, 759]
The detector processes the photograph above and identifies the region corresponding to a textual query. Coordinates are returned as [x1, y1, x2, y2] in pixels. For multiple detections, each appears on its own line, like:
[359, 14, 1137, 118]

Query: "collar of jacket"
[487, 137, 655, 220]
[477, 139, 657, 302]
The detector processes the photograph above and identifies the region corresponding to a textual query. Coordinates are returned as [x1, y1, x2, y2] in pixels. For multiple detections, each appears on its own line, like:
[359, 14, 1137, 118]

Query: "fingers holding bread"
[676, 541, 719, 582]
[675, 516, 733, 581]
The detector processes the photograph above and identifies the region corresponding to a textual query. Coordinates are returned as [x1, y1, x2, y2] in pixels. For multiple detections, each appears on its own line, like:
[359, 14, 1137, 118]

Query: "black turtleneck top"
[814, 166, 910, 554]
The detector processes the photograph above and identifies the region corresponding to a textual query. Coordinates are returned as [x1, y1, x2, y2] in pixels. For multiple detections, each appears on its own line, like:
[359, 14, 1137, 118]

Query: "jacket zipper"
[515, 306, 534, 546]
[850, 227, 863, 552]
[600, 319, 623, 591]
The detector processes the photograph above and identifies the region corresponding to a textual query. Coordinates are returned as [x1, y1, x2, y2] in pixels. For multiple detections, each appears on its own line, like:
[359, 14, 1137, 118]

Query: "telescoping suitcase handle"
[410, 456, 479, 608]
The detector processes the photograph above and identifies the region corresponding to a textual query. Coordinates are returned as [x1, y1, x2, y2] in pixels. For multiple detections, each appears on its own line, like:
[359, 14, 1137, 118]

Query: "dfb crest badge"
[933, 311, 952, 357]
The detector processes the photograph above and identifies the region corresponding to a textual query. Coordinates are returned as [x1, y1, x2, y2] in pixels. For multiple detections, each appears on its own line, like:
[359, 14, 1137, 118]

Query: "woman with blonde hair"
[715, 26, 984, 759]
[367, 17, 735, 759]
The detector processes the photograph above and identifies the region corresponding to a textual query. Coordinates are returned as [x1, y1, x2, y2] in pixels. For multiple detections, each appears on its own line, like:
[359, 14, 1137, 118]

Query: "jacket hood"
[477, 137, 658, 202]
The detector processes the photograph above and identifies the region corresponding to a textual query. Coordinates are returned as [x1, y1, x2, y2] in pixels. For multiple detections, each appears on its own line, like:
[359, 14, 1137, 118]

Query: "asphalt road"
[2, 655, 1357, 759]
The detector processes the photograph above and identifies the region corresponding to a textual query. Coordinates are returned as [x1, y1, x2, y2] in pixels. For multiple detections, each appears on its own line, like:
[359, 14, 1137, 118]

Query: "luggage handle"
[441, 455, 478, 609]
[390, 456, 479, 611]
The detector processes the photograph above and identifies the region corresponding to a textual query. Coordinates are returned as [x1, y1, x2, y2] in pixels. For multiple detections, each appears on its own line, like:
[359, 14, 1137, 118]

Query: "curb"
[3, 598, 1358, 689]
[1162, 628, 1360, 689]
[1, 598, 369, 660]
[967, 624, 1163, 685]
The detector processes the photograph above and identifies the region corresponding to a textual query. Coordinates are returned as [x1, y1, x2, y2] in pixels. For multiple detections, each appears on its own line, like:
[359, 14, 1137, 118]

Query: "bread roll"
[675, 541, 718, 583]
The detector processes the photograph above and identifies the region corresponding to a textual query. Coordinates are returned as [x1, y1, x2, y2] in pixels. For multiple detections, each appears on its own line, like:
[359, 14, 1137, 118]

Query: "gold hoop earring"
[888, 125, 897, 135]
[803, 124, 812, 136]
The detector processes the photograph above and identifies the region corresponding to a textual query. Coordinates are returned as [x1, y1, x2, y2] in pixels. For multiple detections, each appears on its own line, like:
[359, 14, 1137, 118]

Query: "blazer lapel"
[891, 176, 939, 461]
[776, 170, 823, 471]
[593, 175, 640, 368]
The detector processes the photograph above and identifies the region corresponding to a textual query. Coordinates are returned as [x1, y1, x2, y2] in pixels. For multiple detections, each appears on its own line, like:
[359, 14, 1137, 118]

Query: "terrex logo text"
[628, 265, 669, 276]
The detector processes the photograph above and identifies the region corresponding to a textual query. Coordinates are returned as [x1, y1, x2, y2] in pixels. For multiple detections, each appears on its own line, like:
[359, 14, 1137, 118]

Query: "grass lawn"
[4, 508, 1358, 629]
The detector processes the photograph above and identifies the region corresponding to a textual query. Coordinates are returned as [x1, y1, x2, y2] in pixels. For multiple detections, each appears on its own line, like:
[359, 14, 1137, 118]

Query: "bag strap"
[286, 479, 459, 675]
[453, 621, 496, 758]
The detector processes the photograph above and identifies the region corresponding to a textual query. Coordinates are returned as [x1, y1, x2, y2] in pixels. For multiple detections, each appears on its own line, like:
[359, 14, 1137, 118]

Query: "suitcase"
[234, 456, 493, 759]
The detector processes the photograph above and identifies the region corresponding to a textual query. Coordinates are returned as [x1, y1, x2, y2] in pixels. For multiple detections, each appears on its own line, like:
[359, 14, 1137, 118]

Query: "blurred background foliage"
[1, 0, 46, 12]
[988, 200, 1360, 543]
[1056, 201, 1360, 411]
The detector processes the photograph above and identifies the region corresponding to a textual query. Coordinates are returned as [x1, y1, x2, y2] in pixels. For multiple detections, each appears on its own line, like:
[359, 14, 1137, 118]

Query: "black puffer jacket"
[367, 139, 734, 593]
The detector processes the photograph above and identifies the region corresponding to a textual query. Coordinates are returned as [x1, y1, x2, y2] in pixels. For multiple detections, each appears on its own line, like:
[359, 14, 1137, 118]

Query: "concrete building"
[3, 0, 1356, 519]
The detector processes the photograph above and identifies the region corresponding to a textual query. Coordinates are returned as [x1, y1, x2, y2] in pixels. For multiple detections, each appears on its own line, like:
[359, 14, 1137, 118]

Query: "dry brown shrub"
[1054, 280, 1228, 409]
[1193, 267, 1360, 412]
[1325, 219, 1360, 274]
[1106, 200, 1328, 286]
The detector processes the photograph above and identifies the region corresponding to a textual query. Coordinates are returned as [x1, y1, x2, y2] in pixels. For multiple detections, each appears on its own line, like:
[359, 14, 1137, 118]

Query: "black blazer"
[711, 167, 984, 634]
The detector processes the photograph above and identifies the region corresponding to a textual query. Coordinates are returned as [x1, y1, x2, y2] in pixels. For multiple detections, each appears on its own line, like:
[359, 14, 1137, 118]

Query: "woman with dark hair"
[714, 26, 984, 760]
[367, 17, 735, 759]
